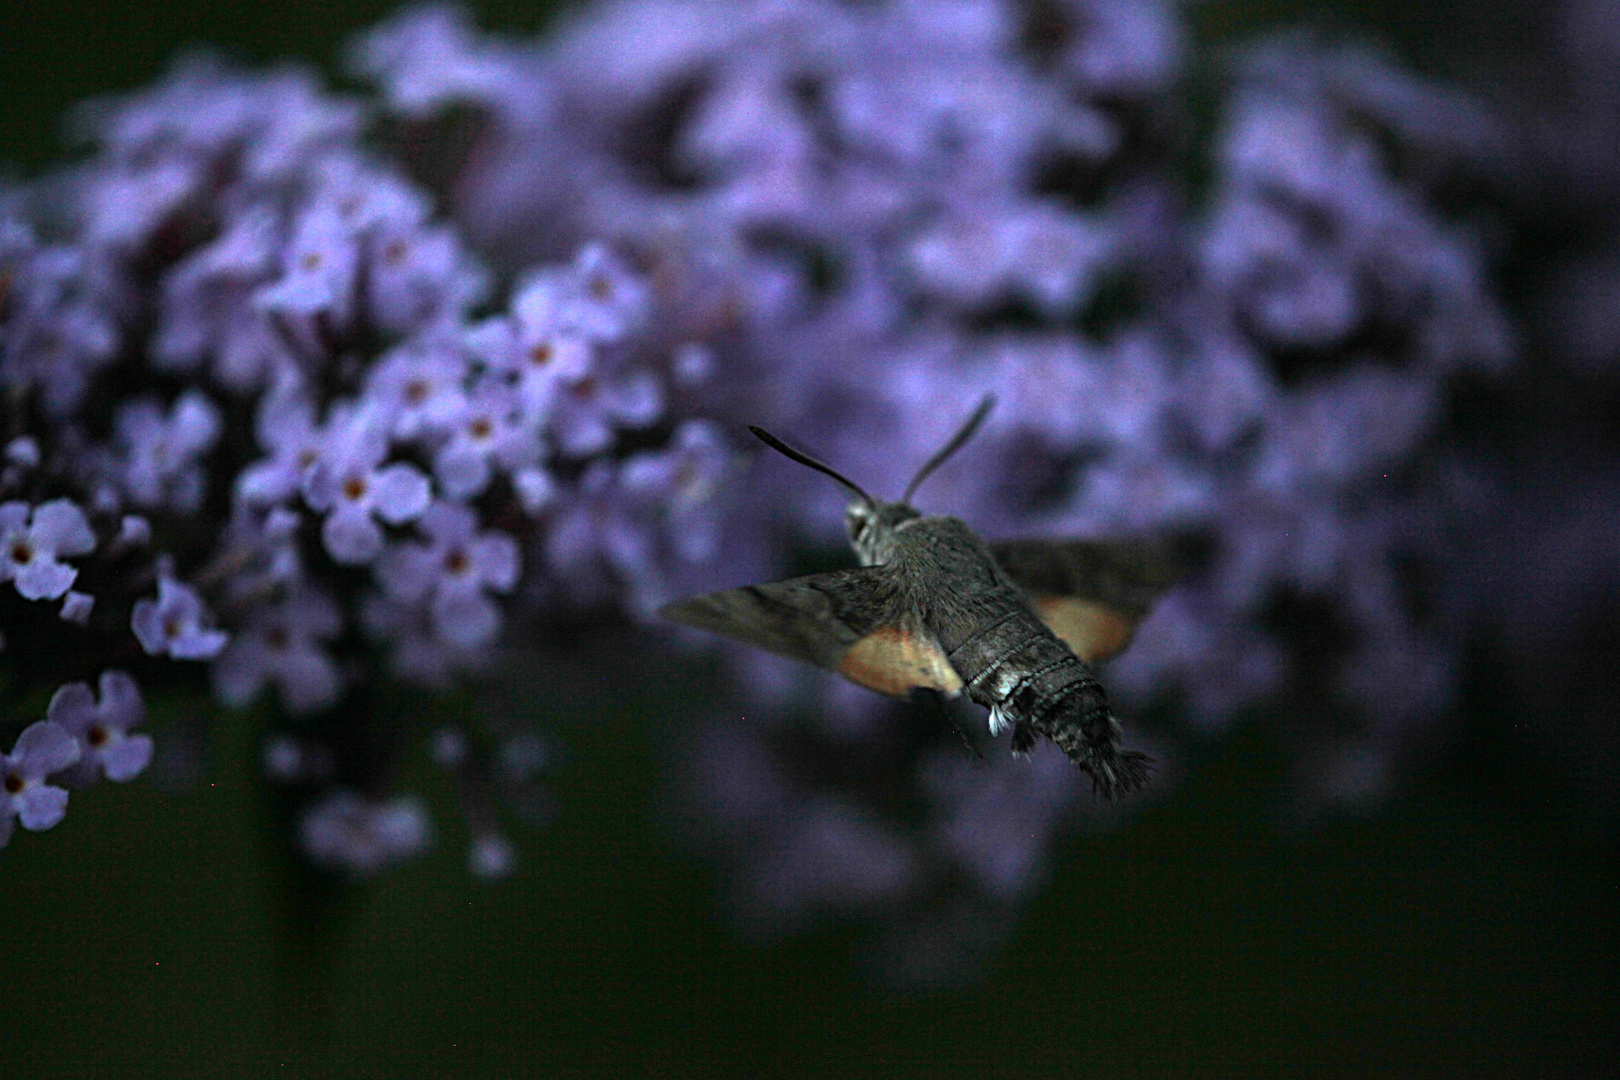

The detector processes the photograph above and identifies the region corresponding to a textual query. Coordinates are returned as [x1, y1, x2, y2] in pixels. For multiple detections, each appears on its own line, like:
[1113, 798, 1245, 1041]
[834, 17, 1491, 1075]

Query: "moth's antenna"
[749, 425, 875, 505]
[902, 394, 995, 503]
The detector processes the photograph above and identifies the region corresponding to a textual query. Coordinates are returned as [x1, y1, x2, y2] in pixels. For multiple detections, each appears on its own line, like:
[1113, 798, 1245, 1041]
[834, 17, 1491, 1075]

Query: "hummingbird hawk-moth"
[658, 397, 1185, 798]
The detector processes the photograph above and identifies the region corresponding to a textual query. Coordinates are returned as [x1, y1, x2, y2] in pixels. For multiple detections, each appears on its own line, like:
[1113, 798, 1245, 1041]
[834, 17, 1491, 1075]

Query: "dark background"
[2, 2, 1614, 1078]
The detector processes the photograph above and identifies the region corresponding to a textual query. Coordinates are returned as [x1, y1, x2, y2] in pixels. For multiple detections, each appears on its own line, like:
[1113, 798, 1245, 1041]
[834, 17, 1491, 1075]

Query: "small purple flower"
[512, 244, 651, 346]
[60, 590, 95, 625]
[363, 338, 471, 442]
[236, 388, 324, 507]
[110, 390, 223, 512]
[465, 313, 593, 426]
[212, 585, 344, 714]
[47, 671, 153, 786]
[299, 789, 432, 878]
[0, 498, 97, 601]
[131, 574, 230, 660]
[468, 832, 518, 880]
[254, 202, 360, 325]
[1, 721, 82, 847]
[301, 402, 431, 564]
[547, 369, 665, 458]
[151, 206, 288, 388]
[4, 436, 41, 469]
[431, 381, 542, 499]
[375, 502, 520, 649]
[367, 221, 488, 334]
[620, 419, 735, 563]
[361, 591, 490, 687]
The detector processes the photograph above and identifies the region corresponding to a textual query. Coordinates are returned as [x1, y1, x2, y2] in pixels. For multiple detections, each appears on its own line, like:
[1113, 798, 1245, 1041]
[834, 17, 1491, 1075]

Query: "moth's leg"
[918, 688, 983, 761]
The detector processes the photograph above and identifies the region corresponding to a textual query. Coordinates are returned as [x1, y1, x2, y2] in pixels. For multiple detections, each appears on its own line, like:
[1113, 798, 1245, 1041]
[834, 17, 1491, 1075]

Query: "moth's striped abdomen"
[945, 607, 1151, 797]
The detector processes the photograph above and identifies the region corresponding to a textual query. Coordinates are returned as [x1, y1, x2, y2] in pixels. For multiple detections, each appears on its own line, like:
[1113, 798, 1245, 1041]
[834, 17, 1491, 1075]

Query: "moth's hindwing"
[990, 537, 1187, 662]
[839, 623, 963, 698]
[658, 568, 961, 698]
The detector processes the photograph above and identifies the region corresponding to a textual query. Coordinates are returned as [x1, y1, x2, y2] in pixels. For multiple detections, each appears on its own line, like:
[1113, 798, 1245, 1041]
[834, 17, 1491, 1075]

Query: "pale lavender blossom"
[0, 721, 82, 847]
[0, 241, 124, 416]
[0, 499, 97, 601]
[301, 402, 432, 564]
[375, 501, 519, 649]
[363, 338, 471, 442]
[212, 585, 344, 714]
[430, 381, 542, 499]
[60, 591, 95, 625]
[108, 390, 223, 512]
[236, 389, 325, 507]
[152, 207, 293, 389]
[131, 574, 230, 660]
[361, 591, 490, 687]
[47, 671, 153, 786]
[546, 368, 664, 459]
[468, 832, 518, 880]
[255, 202, 361, 325]
[299, 789, 433, 877]
[5, 437, 41, 469]
[367, 221, 489, 334]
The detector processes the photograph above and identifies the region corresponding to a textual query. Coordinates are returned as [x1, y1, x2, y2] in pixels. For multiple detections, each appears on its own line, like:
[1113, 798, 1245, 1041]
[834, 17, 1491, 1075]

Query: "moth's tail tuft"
[1074, 746, 1154, 800]
[1047, 697, 1154, 798]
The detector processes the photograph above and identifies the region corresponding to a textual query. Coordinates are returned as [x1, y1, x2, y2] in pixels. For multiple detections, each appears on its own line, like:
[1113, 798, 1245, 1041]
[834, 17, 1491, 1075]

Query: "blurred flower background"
[1, 0, 1614, 1076]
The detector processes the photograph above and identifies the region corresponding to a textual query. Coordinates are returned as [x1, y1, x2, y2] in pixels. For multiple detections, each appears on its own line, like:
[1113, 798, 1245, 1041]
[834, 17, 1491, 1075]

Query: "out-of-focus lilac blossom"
[106, 391, 223, 513]
[47, 671, 153, 786]
[468, 831, 517, 880]
[60, 591, 96, 625]
[347, 0, 1518, 963]
[236, 390, 325, 507]
[431, 381, 542, 499]
[262, 734, 337, 785]
[0, 239, 125, 417]
[620, 420, 735, 564]
[363, 338, 471, 442]
[0, 721, 82, 847]
[547, 368, 664, 459]
[543, 461, 662, 612]
[115, 515, 152, 550]
[301, 402, 432, 564]
[361, 590, 491, 688]
[5, 438, 41, 470]
[0, 499, 97, 601]
[299, 789, 433, 877]
[131, 574, 229, 660]
[1198, 37, 1512, 376]
[375, 501, 519, 649]
[212, 585, 344, 714]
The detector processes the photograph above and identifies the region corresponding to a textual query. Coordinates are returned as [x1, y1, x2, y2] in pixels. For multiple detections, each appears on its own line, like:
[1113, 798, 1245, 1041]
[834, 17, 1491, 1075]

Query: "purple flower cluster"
[3, 0, 1544, 984]
[0, 51, 734, 868]
[353, 0, 1514, 977]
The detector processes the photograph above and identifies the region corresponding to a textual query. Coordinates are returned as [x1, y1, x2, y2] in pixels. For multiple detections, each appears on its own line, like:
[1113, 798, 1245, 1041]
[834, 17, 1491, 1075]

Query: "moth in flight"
[659, 397, 1185, 797]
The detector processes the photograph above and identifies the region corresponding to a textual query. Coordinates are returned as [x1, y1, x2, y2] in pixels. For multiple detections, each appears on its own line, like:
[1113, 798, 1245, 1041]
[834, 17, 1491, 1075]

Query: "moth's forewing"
[658, 568, 961, 697]
[990, 537, 1187, 662]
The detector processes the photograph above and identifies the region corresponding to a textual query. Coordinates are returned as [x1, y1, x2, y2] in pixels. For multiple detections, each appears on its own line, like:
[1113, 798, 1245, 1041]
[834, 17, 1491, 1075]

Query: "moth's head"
[749, 396, 993, 564]
[845, 499, 919, 566]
